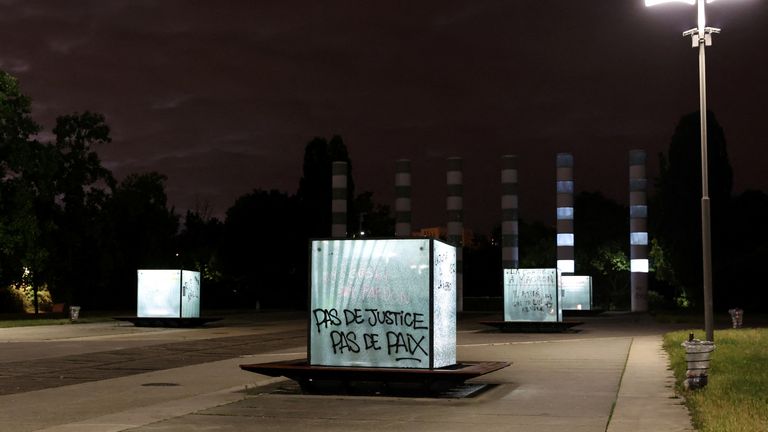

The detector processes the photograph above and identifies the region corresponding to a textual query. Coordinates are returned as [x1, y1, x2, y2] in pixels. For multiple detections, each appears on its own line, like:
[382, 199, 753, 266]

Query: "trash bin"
[69, 306, 81, 322]
[728, 308, 743, 328]
[681, 334, 715, 390]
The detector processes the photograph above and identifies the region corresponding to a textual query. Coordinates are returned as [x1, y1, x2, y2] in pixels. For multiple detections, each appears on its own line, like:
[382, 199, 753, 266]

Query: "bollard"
[728, 308, 743, 328]
[681, 333, 715, 390]
[69, 306, 81, 322]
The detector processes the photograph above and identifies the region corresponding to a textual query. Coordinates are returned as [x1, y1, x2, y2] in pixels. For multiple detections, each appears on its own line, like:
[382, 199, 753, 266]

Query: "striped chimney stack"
[394, 159, 412, 237]
[629, 150, 649, 312]
[446, 157, 464, 312]
[331, 161, 348, 238]
[501, 155, 519, 269]
[556, 153, 575, 274]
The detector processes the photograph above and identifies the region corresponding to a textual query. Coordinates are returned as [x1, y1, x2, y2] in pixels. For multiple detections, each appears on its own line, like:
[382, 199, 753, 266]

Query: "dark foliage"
[654, 110, 733, 309]
[220, 190, 304, 308]
[574, 191, 630, 310]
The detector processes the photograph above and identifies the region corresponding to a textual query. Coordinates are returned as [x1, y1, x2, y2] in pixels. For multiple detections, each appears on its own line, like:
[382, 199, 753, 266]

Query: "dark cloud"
[2, 0, 766, 232]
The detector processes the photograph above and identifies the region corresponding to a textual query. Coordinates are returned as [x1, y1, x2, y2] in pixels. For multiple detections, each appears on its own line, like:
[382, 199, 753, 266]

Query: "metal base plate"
[251, 379, 496, 399]
[563, 309, 604, 317]
[240, 359, 510, 395]
[480, 320, 582, 333]
[113, 316, 222, 327]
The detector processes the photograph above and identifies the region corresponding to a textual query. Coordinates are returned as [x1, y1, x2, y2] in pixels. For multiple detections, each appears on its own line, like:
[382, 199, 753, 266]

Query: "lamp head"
[644, 0, 717, 5]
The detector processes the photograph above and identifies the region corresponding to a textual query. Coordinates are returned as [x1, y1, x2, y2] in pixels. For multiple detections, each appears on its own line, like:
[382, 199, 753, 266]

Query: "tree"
[220, 190, 303, 308]
[518, 220, 555, 268]
[0, 71, 53, 313]
[0, 71, 40, 171]
[0, 70, 40, 280]
[296, 135, 355, 238]
[177, 209, 224, 278]
[47, 112, 116, 305]
[588, 243, 630, 310]
[654, 110, 732, 308]
[720, 190, 768, 310]
[573, 191, 630, 309]
[352, 191, 394, 237]
[101, 172, 179, 308]
[463, 231, 502, 297]
[1, 71, 183, 312]
[0, 176, 49, 312]
[177, 209, 225, 306]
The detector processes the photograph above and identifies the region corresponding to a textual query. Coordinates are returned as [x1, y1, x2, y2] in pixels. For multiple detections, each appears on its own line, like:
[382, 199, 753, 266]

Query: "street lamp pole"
[646, 0, 720, 342]
[697, 1, 715, 343]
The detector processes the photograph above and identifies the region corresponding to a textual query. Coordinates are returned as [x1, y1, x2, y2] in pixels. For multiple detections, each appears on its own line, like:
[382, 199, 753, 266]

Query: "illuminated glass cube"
[504, 268, 563, 322]
[309, 239, 456, 369]
[561, 275, 592, 311]
[137, 270, 201, 318]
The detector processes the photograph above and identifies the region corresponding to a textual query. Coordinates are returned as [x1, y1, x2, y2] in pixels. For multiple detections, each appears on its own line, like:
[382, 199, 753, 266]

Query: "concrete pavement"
[0, 312, 695, 431]
[607, 336, 694, 432]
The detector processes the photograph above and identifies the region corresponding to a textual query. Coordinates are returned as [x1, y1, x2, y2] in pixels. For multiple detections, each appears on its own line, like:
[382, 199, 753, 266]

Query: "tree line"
[0, 71, 391, 312]
[0, 72, 178, 312]
[2, 69, 766, 314]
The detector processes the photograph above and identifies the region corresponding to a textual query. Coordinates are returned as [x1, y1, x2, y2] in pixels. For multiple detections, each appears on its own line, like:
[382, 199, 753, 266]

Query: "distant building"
[414, 226, 474, 247]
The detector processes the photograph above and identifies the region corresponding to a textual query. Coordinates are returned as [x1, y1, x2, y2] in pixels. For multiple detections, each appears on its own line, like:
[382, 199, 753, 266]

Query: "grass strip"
[663, 328, 768, 432]
[0, 315, 115, 328]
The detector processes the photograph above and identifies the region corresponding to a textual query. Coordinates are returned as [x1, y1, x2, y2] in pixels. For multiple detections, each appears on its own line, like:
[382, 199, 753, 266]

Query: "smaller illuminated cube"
[504, 268, 562, 322]
[137, 270, 201, 318]
[561, 275, 592, 310]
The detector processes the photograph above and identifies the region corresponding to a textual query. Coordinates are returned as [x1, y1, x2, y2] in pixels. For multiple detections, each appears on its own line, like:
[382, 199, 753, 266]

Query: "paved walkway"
[608, 336, 694, 432]
[0, 312, 695, 431]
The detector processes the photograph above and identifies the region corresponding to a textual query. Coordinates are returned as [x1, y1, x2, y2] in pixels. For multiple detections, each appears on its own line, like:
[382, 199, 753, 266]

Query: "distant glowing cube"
[137, 270, 200, 318]
[561, 275, 592, 311]
[504, 268, 563, 322]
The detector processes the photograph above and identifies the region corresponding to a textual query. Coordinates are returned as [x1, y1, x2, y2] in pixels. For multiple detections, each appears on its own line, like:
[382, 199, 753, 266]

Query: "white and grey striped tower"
[501, 155, 519, 269]
[556, 153, 575, 274]
[447, 157, 464, 312]
[629, 149, 649, 312]
[331, 161, 348, 238]
[395, 159, 412, 237]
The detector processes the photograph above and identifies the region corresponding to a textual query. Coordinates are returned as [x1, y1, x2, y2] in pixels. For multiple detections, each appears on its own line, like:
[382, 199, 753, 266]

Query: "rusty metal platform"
[240, 359, 510, 394]
[480, 320, 582, 333]
[563, 309, 605, 317]
[113, 316, 222, 327]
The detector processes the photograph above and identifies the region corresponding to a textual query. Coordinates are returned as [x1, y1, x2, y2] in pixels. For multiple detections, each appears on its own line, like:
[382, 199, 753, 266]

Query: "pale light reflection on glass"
[630, 232, 649, 245]
[556, 207, 574, 220]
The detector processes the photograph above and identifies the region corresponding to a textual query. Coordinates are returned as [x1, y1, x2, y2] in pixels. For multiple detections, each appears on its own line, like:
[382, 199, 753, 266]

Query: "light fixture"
[645, 0, 725, 342]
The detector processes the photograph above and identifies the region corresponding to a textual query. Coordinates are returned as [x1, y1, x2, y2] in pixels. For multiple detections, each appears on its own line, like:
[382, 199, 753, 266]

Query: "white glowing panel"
[630, 232, 649, 245]
[432, 240, 457, 369]
[561, 275, 592, 310]
[630, 205, 648, 218]
[557, 207, 574, 220]
[557, 259, 575, 273]
[181, 270, 201, 318]
[557, 233, 574, 246]
[137, 270, 201, 318]
[504, 268, 562, 322]
[137, 270, 181, 318]
[309, 239, 456, 369]
[631, 259, 649, 273]
[556, 181, 574, 193]
[645, 0, 717, 5]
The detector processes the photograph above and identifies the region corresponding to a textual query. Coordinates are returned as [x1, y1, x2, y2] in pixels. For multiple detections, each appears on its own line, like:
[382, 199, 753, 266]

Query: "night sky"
[2, 0, 766, 234]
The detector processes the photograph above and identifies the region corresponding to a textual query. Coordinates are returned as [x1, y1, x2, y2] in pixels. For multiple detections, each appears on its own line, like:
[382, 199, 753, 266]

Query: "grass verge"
[663, 328, 768, 432]
[0, 313, 117, 328]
